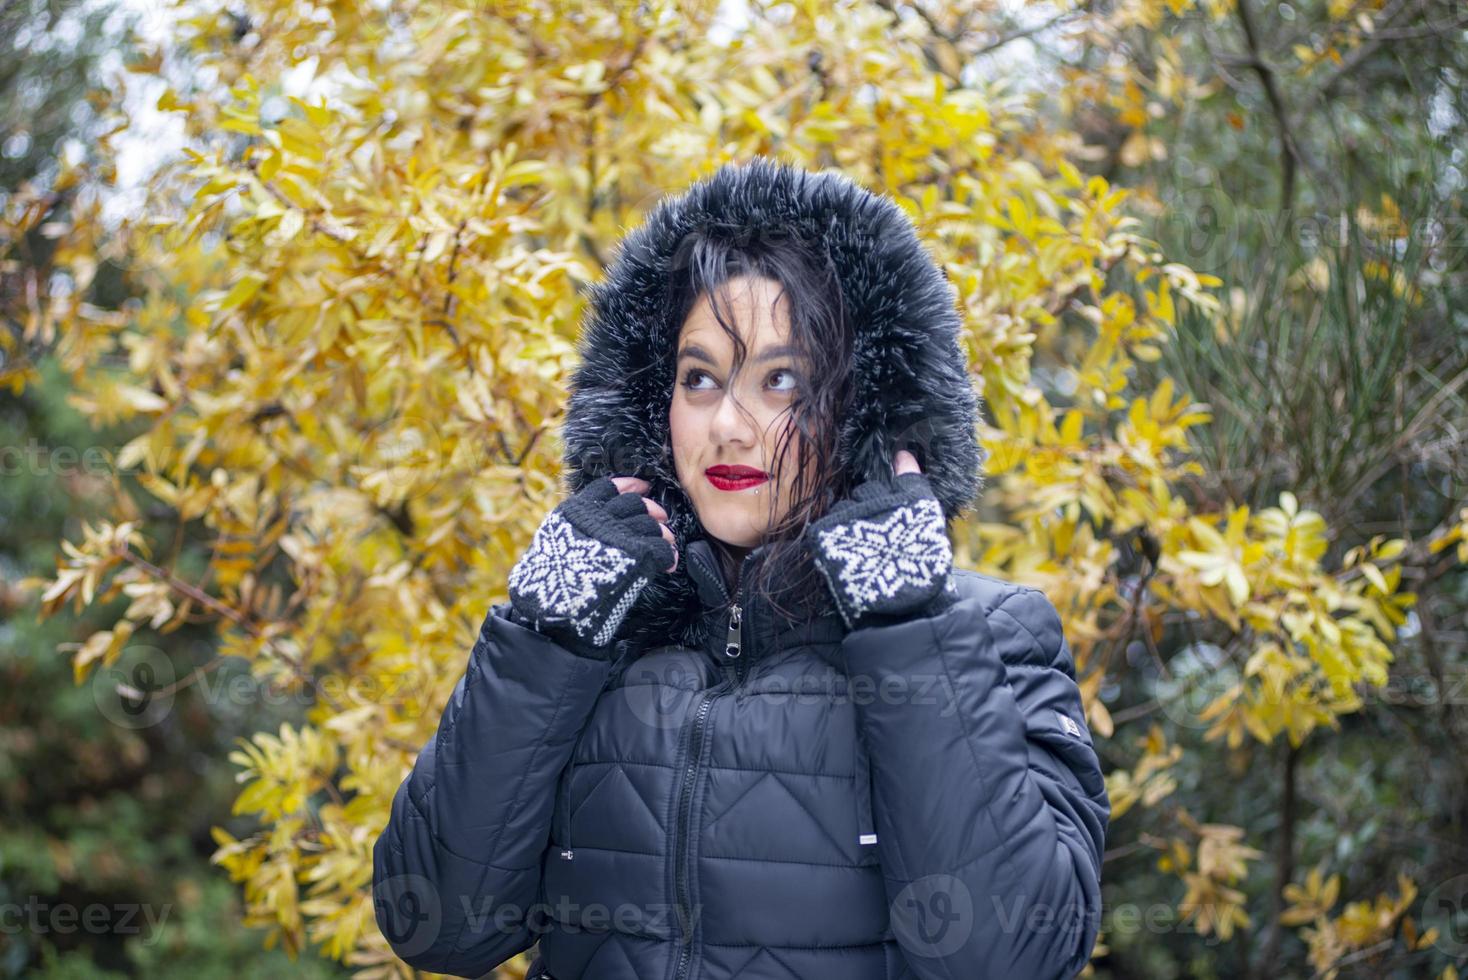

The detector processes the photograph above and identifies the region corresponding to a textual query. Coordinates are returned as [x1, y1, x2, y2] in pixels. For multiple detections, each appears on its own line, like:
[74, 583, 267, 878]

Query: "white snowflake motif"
[815, 497, 952, 614]
[508, 510, 638, 632]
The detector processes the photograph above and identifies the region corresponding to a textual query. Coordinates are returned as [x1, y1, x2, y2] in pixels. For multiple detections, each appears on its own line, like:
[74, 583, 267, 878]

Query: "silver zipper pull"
[724, 603, 742, 658]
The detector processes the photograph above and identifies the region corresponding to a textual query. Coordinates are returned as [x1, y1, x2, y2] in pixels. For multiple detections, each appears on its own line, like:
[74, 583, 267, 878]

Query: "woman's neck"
[716, 542, 752, 595]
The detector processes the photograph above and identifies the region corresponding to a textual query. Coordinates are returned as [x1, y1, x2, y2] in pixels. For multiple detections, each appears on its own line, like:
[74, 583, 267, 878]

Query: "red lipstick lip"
[705, 465, 769, 491]
[706, 465, 768, 478]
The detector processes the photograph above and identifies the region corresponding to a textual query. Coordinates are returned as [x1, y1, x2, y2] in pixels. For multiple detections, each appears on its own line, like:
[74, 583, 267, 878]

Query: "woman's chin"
[693, 516, 763, 550]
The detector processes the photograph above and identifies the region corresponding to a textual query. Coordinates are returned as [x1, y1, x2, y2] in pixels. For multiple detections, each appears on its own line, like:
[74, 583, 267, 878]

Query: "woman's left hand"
[805, 449, 957, 631]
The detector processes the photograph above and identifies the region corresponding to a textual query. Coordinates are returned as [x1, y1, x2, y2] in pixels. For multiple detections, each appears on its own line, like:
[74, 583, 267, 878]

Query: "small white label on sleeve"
[859, 833, 879, 845]
[1057, 710, 1082, 737]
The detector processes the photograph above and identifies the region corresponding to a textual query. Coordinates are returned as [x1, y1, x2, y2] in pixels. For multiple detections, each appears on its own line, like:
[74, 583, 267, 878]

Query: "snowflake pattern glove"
[805, 471, 958, 632]
[508, 476, 676, 655]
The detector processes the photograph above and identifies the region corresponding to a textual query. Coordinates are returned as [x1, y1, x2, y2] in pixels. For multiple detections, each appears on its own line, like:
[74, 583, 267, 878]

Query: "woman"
[373, 158, 1109, 980]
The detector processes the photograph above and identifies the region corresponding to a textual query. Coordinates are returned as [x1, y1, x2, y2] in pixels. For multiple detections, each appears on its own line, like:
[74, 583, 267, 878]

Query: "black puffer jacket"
[373, 159, 1110, 980]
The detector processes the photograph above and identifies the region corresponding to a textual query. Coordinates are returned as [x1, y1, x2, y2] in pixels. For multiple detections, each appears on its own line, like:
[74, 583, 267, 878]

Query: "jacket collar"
[682, 537, 846, 663]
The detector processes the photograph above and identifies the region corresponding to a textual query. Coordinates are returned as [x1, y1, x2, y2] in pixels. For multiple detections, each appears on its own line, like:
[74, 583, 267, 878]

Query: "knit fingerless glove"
[805, 471, 958, 631]
[508, 476, 676, 656]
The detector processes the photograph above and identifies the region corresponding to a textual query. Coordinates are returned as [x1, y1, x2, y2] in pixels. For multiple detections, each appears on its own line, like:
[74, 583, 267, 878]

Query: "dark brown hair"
[663, 224, 855, 626]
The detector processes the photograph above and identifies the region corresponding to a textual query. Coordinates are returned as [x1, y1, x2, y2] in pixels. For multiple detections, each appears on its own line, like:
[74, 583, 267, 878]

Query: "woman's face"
[670, 275, 809, 553]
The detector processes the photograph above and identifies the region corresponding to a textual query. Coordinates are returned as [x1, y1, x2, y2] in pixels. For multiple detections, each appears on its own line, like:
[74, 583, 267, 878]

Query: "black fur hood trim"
[560, 157, 986, 649]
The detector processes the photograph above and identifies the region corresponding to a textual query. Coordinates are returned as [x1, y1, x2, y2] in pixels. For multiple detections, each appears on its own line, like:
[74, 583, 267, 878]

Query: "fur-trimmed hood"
[561, 157, 986, 649]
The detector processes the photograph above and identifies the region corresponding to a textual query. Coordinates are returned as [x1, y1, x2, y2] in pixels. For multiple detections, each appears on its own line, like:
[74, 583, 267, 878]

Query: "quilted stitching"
[569, 763, 667, 836]
[699, 771, 857, 864]
[724, 946, 806, 979]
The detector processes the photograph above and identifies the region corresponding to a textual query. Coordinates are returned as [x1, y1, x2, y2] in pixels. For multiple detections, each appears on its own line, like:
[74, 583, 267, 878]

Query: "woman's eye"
[768, 369, 798, 392]
[681, 368, 717, 390]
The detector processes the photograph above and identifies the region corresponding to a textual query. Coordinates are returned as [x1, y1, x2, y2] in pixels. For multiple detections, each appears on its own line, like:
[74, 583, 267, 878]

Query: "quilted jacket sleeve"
[840, 583, 1109, 980]
[372, 601, 614, 977]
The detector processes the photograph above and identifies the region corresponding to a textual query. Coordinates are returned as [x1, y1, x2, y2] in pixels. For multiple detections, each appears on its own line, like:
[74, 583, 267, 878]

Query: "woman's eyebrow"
[676, 343, 798, 365]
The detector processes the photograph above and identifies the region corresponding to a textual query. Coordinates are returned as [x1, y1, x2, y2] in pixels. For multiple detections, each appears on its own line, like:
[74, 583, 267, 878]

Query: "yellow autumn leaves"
[14, 0, 1450, 975]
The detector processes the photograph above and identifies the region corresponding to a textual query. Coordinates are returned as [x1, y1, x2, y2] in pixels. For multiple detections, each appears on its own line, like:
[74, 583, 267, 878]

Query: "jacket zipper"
[720, 553, 753, 686]
[723, 600, 744, 683]
[672, 558, 753, 980]
[672, 688, 715, 980]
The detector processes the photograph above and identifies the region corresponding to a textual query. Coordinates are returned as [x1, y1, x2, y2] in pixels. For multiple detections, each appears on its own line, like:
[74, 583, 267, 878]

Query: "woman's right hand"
[507, 475, 679, 653]
[610, 475, 680, 573]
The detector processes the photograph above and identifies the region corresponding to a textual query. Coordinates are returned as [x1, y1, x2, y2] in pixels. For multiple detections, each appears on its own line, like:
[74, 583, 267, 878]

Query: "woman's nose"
[709, 391, 757, 446]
